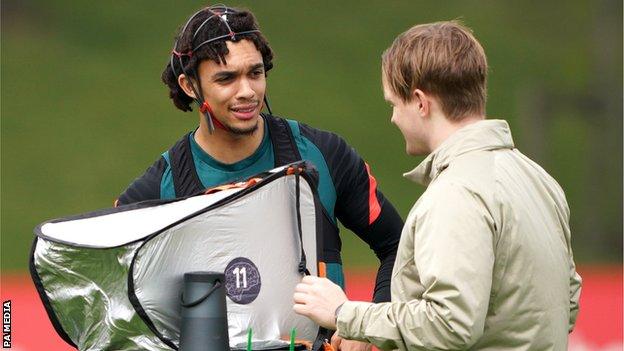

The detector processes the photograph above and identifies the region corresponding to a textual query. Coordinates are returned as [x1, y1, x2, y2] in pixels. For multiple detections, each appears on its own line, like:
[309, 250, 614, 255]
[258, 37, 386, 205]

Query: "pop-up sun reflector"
[30, 162, 323, 350]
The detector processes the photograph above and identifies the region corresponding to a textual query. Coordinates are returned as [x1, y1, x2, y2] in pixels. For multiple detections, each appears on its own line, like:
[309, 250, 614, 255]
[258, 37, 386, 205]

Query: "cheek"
[203, 84, 234, 105]
[390, 107, 403, 123]
[394, 110, 408, 127]
[251, 78, 266, 95]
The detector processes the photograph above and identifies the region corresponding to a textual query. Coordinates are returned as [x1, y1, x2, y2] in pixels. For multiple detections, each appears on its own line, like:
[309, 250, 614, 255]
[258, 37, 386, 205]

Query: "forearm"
[364, 200, 403, 303]
[337, 299, 481, 350]
[372, 251, 396, 303]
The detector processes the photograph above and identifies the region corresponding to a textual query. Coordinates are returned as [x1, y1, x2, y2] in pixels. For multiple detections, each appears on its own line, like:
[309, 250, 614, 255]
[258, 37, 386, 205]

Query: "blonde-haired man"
[294, 21, 581, 350]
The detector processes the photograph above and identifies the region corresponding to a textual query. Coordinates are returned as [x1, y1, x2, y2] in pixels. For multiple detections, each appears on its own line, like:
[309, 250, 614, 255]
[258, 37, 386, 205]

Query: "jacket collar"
[404, 119, 514, 185]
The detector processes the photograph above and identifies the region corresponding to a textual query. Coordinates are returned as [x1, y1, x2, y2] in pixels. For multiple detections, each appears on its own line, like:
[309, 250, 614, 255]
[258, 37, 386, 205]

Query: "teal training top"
[118, 116, 403, 302]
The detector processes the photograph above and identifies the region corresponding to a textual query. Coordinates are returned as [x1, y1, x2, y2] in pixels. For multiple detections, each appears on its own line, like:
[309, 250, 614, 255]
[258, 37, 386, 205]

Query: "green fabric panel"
[188, 130, 274, 189]
[325, 262, 345, 289]
[160, 152, 175, 199]
[159, 121, 274, 199]
[285, 120, 337, 223]
[159, 119, 338, 224]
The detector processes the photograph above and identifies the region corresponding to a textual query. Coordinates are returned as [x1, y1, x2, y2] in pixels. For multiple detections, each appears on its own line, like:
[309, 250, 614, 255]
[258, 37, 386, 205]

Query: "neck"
[194, 115, 265, 164]
[428, 114, 484, 151]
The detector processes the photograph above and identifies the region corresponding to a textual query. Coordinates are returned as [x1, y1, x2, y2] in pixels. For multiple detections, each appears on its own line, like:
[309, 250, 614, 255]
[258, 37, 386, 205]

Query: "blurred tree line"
[1, 0, 622, 271]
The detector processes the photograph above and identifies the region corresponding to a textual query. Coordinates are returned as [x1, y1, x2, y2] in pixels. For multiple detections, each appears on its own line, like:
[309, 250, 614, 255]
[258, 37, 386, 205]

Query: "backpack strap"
[264, 114, 302, 166]
[311, 327, 334, 351]
[170, 116, 299, 197]
[168, 133, 205, 197]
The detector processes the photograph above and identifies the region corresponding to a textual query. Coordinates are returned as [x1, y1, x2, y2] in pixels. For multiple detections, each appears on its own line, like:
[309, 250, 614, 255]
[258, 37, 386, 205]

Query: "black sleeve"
[300, 124, 403, 303]
[116, 156, 167, 206]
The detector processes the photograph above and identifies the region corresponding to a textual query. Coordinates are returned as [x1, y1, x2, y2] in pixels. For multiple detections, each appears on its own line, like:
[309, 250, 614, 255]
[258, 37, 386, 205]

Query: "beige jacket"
[337, 120, 581, 350]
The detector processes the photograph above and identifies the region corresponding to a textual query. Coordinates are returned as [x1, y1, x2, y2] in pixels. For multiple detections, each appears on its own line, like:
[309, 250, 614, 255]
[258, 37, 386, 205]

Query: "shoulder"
[285, 119, 360, 165]
[419, 150, 510, 226]
[436, 148, 508, 202]
[412, 177, 496, 234]
[117, 155, 170, 205]
[418, 178, 473, 209]
[283, 119, 366, 175]
[294, 120, 349, 150]
[266, 114, 346, 147]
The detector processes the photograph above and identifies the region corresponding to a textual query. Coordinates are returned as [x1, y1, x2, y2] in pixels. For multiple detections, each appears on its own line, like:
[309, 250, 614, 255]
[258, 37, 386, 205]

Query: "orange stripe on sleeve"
[318, 262, 327, 278]
[365, 163, 382, 225]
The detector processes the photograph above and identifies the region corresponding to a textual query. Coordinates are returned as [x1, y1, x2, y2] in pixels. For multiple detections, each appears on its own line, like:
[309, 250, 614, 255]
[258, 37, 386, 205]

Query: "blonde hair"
[382, 21, 488, 121]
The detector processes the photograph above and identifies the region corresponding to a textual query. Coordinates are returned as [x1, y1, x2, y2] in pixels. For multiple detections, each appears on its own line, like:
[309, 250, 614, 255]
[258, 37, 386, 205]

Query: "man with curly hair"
[117, 5, 403, 350]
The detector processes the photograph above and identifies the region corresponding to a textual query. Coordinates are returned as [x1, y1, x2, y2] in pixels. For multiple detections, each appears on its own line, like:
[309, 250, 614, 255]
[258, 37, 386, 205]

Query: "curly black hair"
[162, 6, 274, 112]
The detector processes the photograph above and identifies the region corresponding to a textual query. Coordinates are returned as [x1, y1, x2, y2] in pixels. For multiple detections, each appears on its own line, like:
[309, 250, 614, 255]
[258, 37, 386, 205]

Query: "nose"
[236, 78, 255, 100]
[390, 110, 397, 124]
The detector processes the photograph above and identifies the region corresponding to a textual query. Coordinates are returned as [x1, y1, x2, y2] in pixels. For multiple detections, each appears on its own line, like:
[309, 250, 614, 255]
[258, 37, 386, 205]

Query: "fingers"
[293, 292, 308, 304]
[331, 332, 342, 350]
[293, 303, 307, 316]
[301, 275, 322, 284]
[293, 275, 346, 330]
[294, 282, 312, 293]
[293, 281, 314, 317]
[340, 340, 373, 351]
[297, 276, 334, 295]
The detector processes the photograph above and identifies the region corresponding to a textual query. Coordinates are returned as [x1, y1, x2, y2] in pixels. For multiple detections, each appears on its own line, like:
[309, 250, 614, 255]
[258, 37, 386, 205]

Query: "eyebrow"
[212, 62, 265, 80]
[249, 63, 264, 71]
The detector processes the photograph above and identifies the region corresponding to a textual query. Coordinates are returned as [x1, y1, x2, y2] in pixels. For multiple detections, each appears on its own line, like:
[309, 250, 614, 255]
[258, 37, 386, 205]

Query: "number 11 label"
[232, 266, 247, 288]
[224, 257, 261, 304]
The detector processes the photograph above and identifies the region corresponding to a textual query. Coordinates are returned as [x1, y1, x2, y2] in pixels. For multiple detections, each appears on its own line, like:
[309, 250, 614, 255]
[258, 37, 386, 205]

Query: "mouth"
[229, 102, 259, 121]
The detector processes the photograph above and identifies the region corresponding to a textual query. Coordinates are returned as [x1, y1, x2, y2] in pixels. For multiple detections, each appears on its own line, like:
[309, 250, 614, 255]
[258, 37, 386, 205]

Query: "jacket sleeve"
[568, 269, 582, 332]
[563, 202, 582, 332]
[336, 182, 495, 350]
[299, 124, 403, 303]
[116, 156, 168, 206]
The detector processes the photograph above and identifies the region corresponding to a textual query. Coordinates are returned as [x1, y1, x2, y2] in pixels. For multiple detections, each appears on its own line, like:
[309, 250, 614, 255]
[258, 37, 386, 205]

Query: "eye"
[250, 69, 264, 78]
[216, 76, 233, 83]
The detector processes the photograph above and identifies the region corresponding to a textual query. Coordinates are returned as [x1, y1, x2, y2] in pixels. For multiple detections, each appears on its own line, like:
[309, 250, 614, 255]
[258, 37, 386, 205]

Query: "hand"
[293, 275, 348, 329]
[331, 333, 372, 351]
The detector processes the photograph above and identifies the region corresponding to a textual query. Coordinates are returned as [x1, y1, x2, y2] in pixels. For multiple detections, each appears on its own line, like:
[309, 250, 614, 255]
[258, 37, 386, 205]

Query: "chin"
[406, 144, 429, 156]
[225, 119, 260, 136]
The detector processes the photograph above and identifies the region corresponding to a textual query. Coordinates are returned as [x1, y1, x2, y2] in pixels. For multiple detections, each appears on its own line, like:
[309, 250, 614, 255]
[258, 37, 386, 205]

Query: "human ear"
[178, 74, 198, 99]
[413, 89, 430, 117]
